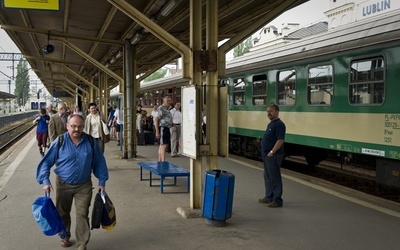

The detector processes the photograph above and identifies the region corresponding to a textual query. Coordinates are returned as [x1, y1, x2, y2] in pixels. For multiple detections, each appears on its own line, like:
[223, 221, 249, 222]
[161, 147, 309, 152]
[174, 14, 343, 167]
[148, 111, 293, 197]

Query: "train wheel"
[305, 149, 327, 167]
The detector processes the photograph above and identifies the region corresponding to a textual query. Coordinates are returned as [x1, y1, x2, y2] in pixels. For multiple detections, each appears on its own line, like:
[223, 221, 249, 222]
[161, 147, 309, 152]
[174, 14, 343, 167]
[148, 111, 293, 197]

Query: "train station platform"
[1, 130, 400, 249]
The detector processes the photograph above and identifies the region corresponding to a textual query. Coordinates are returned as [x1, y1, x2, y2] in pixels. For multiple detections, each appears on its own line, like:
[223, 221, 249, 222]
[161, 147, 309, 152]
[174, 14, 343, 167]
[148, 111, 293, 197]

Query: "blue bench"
[138, 161, 190, 193]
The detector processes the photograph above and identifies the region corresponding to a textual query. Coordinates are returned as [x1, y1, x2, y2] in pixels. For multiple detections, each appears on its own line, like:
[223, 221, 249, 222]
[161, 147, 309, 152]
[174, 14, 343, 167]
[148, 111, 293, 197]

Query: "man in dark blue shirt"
[36, 114, 109, 249]
[34, 108, 50, 157]
[259, 104, 286, 208]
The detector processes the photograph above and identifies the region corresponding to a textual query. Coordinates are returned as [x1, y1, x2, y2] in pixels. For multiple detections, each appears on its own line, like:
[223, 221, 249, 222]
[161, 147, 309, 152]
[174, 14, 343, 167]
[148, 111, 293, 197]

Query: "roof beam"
[59, 75, 90, 95]
[55, 37, 123, 85]
[0, 24, 124, 45]
[107, 0, 192, 78]
[24, 55, 94, 68]
[61, 65, 99, 91]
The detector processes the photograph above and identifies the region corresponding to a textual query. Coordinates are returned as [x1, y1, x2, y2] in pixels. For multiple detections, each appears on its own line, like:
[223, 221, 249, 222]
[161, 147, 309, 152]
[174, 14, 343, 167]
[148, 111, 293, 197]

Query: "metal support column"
[205, 0, 219, 171]
[124, 39, 135, 158]
[104, 74, 109, 117]
[89, 78, 94, 103]
[99, 72, 104, 114]
[189, 0, 203, 209]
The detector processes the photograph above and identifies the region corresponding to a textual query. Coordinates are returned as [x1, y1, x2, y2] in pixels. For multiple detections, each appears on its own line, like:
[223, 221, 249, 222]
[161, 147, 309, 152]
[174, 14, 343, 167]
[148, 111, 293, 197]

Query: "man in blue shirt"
[34, 108, 50, 157]
[259, 104, 286, 208]
[36, 114, 109, 249]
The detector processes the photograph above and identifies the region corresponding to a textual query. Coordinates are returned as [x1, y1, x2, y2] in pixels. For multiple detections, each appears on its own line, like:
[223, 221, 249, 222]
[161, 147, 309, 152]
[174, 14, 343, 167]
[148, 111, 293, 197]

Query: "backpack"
[58, 133, 94, 149]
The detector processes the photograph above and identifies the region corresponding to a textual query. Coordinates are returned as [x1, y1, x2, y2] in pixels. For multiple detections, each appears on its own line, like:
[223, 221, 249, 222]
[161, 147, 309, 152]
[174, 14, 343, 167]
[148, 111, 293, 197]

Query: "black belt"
[173, 124, 181, 126]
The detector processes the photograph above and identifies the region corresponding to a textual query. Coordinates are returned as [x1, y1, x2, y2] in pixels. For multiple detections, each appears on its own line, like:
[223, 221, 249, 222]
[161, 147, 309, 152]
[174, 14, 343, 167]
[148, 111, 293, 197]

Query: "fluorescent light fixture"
[110, 56, 116, 64]
[160, 0, 181, 17]
[115, 50, 123, 59]
[130, 33, 143, 45]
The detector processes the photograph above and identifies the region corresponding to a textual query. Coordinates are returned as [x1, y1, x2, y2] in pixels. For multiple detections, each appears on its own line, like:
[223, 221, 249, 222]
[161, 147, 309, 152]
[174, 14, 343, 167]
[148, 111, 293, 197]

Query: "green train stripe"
[229, 127, 400, 160]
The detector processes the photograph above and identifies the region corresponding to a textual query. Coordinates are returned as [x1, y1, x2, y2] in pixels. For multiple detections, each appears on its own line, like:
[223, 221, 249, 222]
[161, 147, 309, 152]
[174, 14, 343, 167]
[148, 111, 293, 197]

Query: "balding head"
[58, 102, 66, 115]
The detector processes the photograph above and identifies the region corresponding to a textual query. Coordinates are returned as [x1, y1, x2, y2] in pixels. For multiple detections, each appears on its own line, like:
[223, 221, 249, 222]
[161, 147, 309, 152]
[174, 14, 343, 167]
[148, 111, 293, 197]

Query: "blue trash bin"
[202, 170, 235, 224]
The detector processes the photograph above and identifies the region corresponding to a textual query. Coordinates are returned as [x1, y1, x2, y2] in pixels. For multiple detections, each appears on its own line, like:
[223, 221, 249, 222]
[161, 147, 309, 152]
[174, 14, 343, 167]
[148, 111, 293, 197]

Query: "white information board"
[181, 86, 197, 159]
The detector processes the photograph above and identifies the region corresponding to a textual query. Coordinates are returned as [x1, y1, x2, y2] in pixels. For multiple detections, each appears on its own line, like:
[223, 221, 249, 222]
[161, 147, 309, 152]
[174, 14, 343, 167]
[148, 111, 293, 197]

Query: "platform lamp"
[42, 31, 55, 54]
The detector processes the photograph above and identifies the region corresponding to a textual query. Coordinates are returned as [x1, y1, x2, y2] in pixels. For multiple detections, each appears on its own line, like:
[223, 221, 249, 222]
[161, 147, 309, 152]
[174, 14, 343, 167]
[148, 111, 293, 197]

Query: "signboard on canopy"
[3, 0, 60, 11]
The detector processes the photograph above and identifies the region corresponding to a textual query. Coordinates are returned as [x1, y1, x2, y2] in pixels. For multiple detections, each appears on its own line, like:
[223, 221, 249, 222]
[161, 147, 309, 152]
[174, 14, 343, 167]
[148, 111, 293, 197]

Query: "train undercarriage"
[229, 134, 378, 169]
[229, 134, 400, 189]
[228, 134, 328, 165]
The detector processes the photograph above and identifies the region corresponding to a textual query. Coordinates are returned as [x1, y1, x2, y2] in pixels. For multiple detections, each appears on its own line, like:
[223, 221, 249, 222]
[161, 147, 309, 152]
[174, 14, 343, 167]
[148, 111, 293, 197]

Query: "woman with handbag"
[84, 103, 109, 153]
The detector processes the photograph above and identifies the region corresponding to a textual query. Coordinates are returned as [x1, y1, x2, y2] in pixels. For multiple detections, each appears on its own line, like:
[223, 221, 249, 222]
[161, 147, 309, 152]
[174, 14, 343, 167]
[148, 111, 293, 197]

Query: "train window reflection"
[307, 65, 333, 105]
[277, 69, 296, 106]
[176, 87, 181, 104]
[233, 78, 246, 106]
[350, 57, 385, 105]
[155, 91, 160, 106]
[252, 74, 267, 105]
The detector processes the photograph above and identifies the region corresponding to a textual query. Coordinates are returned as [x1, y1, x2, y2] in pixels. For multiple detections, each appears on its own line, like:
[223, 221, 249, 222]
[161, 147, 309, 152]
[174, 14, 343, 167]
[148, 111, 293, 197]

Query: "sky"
[268, 0, 330, 28]
[0, 0, 331, 79]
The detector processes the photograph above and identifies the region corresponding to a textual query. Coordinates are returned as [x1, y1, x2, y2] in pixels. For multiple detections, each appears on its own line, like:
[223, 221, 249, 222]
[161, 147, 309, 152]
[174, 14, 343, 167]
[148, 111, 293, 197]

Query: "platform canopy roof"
[0, 90, 15, 100]
[0, 0, 307, 95]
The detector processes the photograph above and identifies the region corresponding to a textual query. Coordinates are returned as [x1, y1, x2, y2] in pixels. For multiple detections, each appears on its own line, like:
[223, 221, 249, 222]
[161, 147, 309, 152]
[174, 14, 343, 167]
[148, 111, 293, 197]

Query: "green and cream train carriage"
[135, 11, 400, 187]
[225, 10, 400, 187]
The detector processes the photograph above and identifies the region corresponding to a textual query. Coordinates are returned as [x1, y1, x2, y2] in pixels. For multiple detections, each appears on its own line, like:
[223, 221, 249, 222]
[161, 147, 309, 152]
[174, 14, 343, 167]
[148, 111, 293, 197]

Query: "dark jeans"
[263, 154, 284, 205]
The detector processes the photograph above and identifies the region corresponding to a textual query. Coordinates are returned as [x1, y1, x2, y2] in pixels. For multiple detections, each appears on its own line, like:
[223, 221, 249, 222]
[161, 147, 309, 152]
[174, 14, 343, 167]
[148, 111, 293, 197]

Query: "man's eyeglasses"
[69, 124, 84, 130]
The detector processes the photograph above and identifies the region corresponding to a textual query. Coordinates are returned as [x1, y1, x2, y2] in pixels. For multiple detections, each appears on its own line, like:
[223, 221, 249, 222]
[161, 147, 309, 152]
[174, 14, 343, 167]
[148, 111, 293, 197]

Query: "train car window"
[155, 91, 160, 106]
[137, 93, 143, 106]
[143, 92, 148, 106]
[233, 78, 246, 106]
[176, 87, 181, 104]
[307, 65, 333, 105]
[252, 74, 267, 105]
[349, 57, 385, 105]
[148, 92, 154, 106]
[277, 69, 296, 106]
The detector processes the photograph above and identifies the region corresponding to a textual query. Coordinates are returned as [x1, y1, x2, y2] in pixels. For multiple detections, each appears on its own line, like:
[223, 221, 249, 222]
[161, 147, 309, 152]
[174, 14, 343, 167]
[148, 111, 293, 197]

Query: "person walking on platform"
[84, 102, 108, 154]
[73, 105, 83, 117]
[113, 106, 123, 146]
[33, 108, 50, 157]
[107, 105, 116, 139]
[150, 104, 159, 143]
[46, 104, 55, 116]
[154, 96, 173, 162]
[259, 104, 286, 208]
[36, 114, 109, 250]
[48, 102, 68, 143]
[170, 102, 182, 157]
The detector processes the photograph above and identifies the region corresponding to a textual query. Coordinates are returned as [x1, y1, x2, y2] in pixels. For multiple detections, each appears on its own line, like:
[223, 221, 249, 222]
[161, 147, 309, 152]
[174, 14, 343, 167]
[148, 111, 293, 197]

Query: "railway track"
[0, 118, 37, 153]
[232, 154, 400, 204]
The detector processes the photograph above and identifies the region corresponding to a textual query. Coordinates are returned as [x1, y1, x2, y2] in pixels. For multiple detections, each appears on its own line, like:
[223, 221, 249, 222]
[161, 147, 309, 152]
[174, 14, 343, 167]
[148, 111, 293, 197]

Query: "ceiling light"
[115, 51, 123, 59]
[130, 33, 143, 45]
[110, 57, 116, 64]
[160, 0, 181, 17]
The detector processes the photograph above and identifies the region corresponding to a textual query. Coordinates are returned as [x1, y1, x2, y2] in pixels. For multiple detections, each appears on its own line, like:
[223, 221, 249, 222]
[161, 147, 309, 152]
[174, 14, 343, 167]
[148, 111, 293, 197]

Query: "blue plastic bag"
[32, 193, 66, 238]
